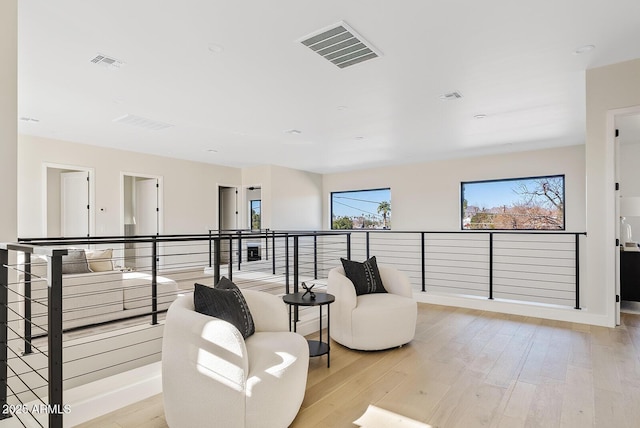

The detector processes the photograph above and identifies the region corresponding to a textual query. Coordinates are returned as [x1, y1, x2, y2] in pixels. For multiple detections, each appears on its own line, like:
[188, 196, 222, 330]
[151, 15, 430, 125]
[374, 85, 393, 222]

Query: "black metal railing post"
[49, 249, 66, 428]
[0, 247, 9, 420]
[347, 233, 351, 260]
[151, 237, 158, 325]
[214, 238, 221, 285]
[272, 230, 276, 275]
[265, 228, 269, 261]
[293, 236, 299, 324]
[313, 233, 318, 280]
[294, 236, 299, 294]
[575, 233, 581, 310]
[488, 233, 494, 300]
[285, 234, 290, 294]
[228, 234, 233, 282]
[366, 231, 370, 260]
[237, 231, 242, 272]
[24, 252, 32, 355]
[421, 232, 426, 292]
[208, 230, 212, 268]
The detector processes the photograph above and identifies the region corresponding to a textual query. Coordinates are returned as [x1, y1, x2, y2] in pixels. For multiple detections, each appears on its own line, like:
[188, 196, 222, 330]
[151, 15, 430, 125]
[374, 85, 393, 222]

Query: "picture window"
[461, 175, 565, 230]
[331, 188, 391, 230]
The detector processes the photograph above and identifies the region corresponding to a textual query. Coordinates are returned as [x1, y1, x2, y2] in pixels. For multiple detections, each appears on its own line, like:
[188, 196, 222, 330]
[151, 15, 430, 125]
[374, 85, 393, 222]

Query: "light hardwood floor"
[77, 304, 640, 428]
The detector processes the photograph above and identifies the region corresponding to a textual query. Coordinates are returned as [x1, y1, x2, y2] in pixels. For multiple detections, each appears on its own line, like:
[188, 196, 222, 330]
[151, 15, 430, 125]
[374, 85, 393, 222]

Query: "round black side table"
[283, 292, 335, 368]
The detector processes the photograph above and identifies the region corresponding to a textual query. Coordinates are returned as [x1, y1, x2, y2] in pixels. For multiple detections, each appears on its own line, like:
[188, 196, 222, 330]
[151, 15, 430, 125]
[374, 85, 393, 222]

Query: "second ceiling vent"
[298, 21, 381, 69]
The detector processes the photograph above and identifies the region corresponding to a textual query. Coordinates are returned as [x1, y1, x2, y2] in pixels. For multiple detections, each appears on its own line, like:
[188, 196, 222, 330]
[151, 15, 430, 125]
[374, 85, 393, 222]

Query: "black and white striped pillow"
[340, 256, 388, 296]
[194, 277, 255, 339]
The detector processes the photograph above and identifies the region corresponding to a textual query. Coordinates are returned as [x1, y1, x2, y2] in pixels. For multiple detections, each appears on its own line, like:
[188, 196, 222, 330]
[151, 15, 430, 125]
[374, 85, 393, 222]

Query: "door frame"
[609, 105, 640, 325]
[42, 162, 95, 237]
[243, 184, 263, 230]
[217, 183, 240, 232]
[119, 172, 164, 236]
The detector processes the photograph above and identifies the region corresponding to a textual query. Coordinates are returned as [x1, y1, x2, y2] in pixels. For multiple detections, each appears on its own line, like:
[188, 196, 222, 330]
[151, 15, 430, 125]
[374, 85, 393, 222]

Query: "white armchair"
[162, 290, 309, 428]
[327, 265, 417, 351]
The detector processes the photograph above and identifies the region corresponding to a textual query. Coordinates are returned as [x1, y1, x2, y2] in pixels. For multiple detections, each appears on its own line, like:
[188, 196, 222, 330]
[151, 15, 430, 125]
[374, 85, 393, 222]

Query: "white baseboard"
[12, 362, 163, 427]
[414, 292, 614, 327]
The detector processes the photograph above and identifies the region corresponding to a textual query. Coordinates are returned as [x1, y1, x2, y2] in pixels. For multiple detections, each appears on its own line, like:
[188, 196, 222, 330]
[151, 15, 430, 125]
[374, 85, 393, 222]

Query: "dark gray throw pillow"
[193, 278, 255, 339]
[340, 256, 387, 296]
[62, 249, 92, 275]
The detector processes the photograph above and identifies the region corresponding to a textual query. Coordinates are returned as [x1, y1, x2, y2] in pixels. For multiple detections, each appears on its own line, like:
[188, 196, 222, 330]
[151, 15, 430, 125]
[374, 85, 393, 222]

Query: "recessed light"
[206, 149, 218, 153]
[113, 114, 173, 131]
[355, 136, 365, 140]
[283, 140, 314, 146]
[474, 114, 487, 119]
[573, 45, 595, 55]
[208, 43, 224, 54]
[284, 129, 302, 135]
[337, 106, 348, 111]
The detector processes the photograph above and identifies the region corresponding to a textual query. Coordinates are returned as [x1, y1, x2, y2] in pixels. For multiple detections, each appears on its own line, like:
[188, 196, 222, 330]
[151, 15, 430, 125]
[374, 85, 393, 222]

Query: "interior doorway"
[218, 186, 239, 231]
[218, 185, 239, 263]
[245, 185, 262, 230]
[44, 163, 94, 238]
[615, 109, 640, 321]
[122, 173, 163, 269]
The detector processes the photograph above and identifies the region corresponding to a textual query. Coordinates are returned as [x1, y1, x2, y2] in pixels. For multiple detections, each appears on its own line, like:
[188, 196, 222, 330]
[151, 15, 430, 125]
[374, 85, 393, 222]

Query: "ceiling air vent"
[113, 114, 173, 131]
[90, 53, 124, 69]
[439, 91, 463, 101]
[298, 21, 381, 69]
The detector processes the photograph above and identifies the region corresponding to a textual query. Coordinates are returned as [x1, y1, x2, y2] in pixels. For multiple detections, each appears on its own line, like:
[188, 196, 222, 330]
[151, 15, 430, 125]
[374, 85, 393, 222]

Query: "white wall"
[18, 135, 242, 237]
[322, 145, 586, 231]
[46, 168, 62, 236]
[241, 165, 323, 231]
[0, 0, 17, 242]
[270, 165, 323, 230]
[586, 58, 640, 326]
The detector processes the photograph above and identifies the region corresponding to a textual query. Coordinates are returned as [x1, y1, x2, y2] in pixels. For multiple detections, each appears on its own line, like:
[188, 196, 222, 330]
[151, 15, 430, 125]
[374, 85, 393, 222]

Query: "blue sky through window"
[463, 180, 526, 209]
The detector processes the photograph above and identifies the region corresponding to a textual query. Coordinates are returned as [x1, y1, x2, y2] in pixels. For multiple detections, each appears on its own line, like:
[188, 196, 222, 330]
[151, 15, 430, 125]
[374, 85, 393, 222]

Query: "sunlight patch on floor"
[354, 405, 431, 428]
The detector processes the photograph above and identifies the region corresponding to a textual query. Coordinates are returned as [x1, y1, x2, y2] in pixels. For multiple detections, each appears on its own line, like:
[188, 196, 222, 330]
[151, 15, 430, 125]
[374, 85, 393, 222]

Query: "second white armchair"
[327, 264, 417, 351]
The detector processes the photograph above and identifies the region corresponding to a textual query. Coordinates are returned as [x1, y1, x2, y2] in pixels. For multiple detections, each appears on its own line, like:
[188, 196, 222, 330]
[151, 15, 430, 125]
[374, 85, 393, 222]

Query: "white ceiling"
[17, 0, 640, 174]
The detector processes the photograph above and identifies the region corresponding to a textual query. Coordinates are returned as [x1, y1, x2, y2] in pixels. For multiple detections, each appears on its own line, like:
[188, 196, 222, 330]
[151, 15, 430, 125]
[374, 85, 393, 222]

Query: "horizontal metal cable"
[5, 381, 45, 428]
[63, 350, 162, 382]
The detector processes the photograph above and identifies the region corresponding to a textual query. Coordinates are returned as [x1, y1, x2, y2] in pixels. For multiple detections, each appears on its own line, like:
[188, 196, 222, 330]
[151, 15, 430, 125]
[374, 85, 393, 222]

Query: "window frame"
[249, 199, 261, 231]
[330, 187, 392, 230]
[460, 174, 566, 231]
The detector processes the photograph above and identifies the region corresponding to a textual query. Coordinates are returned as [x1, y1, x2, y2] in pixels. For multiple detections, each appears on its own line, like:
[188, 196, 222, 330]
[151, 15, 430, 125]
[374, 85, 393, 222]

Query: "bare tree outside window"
[461, 175, 565, 230]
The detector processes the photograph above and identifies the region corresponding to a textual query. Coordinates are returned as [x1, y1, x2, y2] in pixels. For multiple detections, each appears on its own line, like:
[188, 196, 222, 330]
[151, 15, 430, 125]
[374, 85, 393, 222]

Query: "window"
[331, 188, 391, 230]
[250, 200, 261, 230]
[461, 175, 565, 230]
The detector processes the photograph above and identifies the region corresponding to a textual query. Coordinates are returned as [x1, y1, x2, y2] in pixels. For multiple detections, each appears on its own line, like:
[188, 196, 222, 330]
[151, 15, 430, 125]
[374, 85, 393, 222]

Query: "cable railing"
[1, 231, 351, 426]
[1, 228, 585, 426]
[339, 229, 586, 308]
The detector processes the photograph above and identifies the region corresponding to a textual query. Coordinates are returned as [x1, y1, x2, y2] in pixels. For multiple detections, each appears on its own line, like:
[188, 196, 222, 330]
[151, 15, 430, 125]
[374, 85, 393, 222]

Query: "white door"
[219, 186, 238, 231]
[61, 171, 89, 237]
[134, 178, 159, 269]
[136, 178, 159, 235]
